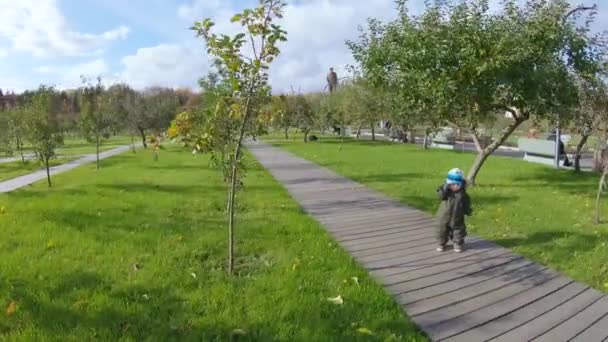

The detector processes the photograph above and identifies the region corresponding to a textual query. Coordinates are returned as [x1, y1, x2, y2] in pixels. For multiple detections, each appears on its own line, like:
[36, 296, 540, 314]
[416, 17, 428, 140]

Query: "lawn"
[1, 135, 133, 159]
[270, 137, 608, 292]
[0, 146, 426, 341]
[0, 157, 79, 182]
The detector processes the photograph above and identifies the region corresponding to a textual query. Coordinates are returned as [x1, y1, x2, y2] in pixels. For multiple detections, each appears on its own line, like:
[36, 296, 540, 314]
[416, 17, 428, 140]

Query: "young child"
[436, 168, 473, 253]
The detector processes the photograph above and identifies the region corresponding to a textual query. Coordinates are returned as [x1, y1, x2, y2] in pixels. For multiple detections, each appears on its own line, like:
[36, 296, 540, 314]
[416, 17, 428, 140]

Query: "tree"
[26, 86, 63, 187]
[6, 106, 28, 163]
[105, 83, 138, 153]
[571, 76, 608, 172]
[269, 95, 292, 139]
[288, 93, 315, 142]
[79, 77, 110, 170]
[336, 78, 383, 141]
[189, 0, 287, 275]
[350, 0, 605, 184]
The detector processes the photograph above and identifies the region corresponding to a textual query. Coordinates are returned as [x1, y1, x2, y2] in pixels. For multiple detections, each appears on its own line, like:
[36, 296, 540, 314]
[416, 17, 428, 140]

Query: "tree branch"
[564, 4, 597, 23]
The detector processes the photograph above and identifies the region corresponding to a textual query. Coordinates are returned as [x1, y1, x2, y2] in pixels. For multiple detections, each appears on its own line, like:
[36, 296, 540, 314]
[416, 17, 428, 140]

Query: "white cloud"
[32, 59, 111, 88]
[0, 48, 7, 58]
[0, 0, 130, 57]
[178, 0, 224, 21]
[118, 44, 209, 89]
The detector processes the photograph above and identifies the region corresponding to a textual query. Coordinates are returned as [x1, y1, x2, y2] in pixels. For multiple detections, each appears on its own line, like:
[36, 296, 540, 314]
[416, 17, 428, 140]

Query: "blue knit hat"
[446, 168, 465, 186]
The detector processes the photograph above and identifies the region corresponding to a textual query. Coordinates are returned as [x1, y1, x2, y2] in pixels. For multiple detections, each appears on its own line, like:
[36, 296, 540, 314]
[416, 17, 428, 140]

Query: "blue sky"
[0, 0, 606, 93]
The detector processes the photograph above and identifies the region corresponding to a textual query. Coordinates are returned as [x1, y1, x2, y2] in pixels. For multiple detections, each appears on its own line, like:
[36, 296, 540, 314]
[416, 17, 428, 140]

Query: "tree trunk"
[45, 157, 52, 188]
[284, 128, 289, 140]
[574, 134, 589, 172]
[130, 135, 136, 153]
[226, 84, 256, 276]
[355, 123, 362, 139]
[423, 128, 431, 149]
[339, 115, 345, 151]
[596, 169, 607, 224]
[371, 122, 376, 141]
[467, 116, 526, 184]
[95, 132, 100, 170]
[304, 129, 310, 143]
[138, 126, 147, 148]
[16, 135, 24, 163]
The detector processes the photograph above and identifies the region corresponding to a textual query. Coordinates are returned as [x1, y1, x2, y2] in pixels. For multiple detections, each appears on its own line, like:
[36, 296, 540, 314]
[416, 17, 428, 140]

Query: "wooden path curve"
[248, 141, 608, 342]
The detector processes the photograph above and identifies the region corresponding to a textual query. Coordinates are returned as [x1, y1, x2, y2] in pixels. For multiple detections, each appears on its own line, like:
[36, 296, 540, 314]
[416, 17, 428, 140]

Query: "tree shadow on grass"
[354, 172, 428, 185]
[486, 167, 600, 196]
[96, 183, 274, 195]
[4, 188, 88, 199]
[493, 230, 606, 250]
[2, 268, 427, 341]
[3, 270, 280, 341]
[396, 193, 518, 213]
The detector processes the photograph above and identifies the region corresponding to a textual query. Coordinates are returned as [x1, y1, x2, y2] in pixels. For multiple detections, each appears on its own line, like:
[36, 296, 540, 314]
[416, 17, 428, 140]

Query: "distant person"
[527, 128, 538, 139]
[547, 132, 572, 167]
[327, 68, 338, 93]
[436, 168, 473, 253]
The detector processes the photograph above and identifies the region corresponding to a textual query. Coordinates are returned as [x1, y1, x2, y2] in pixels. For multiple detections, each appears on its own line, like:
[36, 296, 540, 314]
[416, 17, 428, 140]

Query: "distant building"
[0, 89, 17, 110]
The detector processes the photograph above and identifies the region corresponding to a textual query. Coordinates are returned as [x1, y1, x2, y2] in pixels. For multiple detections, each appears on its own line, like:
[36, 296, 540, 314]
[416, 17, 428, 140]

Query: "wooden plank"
[328, 214, 432, 233]
[331, 219, 434, 239]
[341, 229, 434, 250]
[387, 250, 519, 293]
[533, 295, 608, 342]
[364, 237, 488, 270]
[335, 226, 434, 247]
[412, 268, 559, 332]
[317, 210, 425, 225]
[445, 282, 587, 342]
[333, 224, 431, 242]
[570, 312, 608, 342]
[421, 275, 572, 341]
[347, 235, 436, 256]
[321, 215, 430, 232]
[403, 259, 539, 315]
[371, 241, 494, 279]
[491, 288, 605, 342]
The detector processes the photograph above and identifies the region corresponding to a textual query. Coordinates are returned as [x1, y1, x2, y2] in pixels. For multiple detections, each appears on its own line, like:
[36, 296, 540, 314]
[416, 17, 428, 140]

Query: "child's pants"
[438, 225, 466, 246]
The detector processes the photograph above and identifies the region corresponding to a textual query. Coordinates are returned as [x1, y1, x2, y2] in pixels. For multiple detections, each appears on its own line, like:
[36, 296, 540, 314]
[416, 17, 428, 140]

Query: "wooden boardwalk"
[249, 142, 608, 342]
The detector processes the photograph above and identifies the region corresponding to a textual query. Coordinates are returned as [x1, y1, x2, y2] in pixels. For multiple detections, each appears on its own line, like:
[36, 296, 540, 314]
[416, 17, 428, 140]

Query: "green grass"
[269, 137, 608, 292]
[1, 136, 133, 159]
[0, 158, 79, 182]
[55, 136, 134, 156]
[0, 146, 426, 341]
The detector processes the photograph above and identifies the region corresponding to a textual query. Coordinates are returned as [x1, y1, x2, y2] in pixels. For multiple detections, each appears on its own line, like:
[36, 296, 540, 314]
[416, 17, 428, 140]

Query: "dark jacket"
[436, 184, 473, 229]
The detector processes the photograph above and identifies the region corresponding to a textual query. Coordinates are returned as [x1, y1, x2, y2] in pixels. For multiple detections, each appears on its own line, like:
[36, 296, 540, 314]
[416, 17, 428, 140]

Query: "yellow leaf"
[357, 327, 374, 335]
[352, 277, 360, 286]
[0, 206, 5, 214]
[46, 240, 56, 249]
[6, 301, 17, 316]
[327, 295, 344, 305]
[232, 329, 246, 336]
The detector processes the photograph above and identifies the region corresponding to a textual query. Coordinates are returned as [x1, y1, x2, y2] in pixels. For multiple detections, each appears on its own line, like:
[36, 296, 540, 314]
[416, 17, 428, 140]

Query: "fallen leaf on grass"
[232, 329, 247, 336]
[6, 301, 16, 316]
[190, 272, 197, 279]
[327, 295, 344, 305]
[0, 206, 6, 214]
[357, 327, 374, 335]
[352, 277, 360, 286]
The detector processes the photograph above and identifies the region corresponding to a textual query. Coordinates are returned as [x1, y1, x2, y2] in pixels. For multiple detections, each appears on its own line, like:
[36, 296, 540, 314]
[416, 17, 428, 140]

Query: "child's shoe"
[454, 244, 464, 253]
[436, 245, 445, 252]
